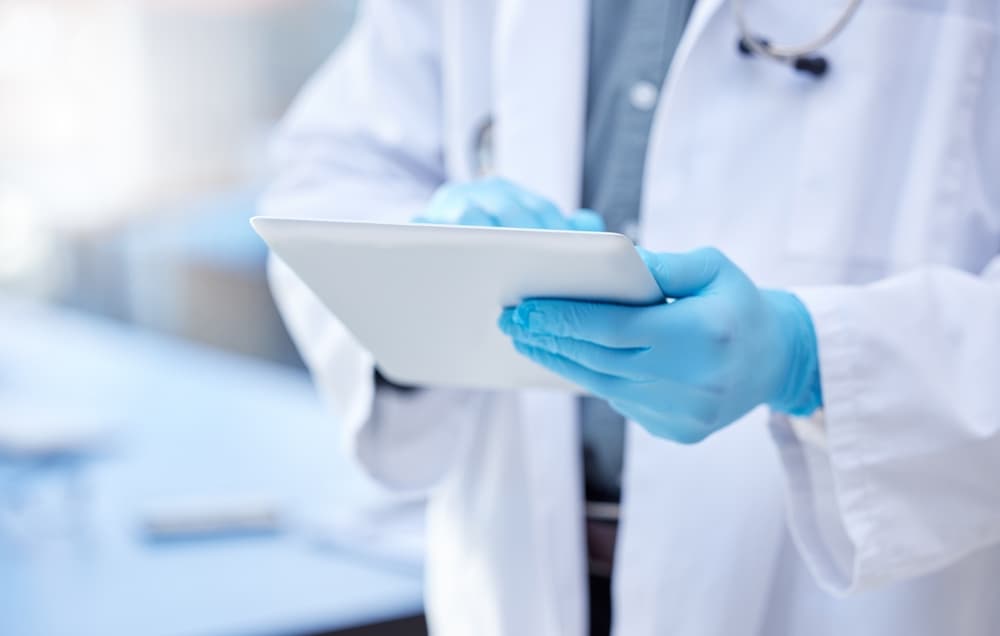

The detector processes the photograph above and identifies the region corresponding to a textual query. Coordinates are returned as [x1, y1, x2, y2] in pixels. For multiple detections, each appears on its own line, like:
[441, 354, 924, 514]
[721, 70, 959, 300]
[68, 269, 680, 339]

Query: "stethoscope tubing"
[470, 0, 866, 174]
[733, 0, 863, 62]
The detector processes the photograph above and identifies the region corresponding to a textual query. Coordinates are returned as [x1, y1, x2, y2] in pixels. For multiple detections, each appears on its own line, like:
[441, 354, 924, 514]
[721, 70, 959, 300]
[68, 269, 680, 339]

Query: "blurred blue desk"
[0, 298, 424, 636]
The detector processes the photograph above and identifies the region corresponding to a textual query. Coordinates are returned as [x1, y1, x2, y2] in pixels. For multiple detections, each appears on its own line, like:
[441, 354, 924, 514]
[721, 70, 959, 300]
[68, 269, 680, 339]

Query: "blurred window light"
[141, 0, 319, 14]
[0, 1, 155, 231]
[0, 3, 64, 78]
[0, 0, 355, 235]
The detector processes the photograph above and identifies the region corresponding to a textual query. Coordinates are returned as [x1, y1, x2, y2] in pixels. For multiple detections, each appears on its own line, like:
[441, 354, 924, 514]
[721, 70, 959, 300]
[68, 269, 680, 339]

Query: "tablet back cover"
[253, 218, 662, 391]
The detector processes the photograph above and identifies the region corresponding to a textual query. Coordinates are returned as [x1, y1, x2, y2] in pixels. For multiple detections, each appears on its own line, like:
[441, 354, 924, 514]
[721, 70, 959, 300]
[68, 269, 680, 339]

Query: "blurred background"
[0, 0, 346, 347]
[0, 1, 427, 634]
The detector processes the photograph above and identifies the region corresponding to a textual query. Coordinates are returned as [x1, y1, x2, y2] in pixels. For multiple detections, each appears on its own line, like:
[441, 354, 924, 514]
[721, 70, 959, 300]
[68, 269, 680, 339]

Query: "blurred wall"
[0, 0, 357, 364]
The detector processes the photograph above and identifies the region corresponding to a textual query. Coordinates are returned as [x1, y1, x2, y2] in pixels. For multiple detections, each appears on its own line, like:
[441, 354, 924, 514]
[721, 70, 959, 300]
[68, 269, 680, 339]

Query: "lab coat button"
[629, 81, 659, 111]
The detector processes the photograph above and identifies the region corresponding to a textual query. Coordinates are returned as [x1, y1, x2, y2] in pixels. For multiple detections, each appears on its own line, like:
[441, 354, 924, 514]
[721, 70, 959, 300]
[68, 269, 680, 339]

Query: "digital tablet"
[252, 217, 663, 391]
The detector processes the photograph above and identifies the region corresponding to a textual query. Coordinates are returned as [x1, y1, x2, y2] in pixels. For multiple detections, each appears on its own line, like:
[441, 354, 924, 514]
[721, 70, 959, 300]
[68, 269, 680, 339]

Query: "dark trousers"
[588, 574, 612, 636]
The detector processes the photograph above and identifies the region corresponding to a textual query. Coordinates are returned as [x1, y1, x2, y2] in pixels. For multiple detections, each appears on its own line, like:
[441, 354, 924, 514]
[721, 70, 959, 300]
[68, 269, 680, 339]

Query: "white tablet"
[252, 217, 663, 391]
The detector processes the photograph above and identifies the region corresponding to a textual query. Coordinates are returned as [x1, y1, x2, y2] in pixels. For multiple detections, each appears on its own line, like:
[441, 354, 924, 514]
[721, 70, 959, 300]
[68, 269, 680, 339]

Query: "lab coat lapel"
[675, 0, 727, 71]
[493, 1, 589, 633]
[617, 5, 788, 634]
[493, 0, 588, 211]
[491, 0, 726, 209]
[489, 2, 732, 632]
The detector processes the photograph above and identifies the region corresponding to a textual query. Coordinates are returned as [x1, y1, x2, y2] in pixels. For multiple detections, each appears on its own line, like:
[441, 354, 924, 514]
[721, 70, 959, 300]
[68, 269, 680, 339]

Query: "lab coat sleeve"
[771, 258, 1000, 594]
[770, 37, 1000, 594]
[263, 0, 482, 492]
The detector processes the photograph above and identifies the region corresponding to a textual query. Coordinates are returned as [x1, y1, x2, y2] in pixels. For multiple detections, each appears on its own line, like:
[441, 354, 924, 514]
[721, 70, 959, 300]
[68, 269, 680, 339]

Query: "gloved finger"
[432, 178, 571, 229]
[607, 399, 712, 445]
[511, 297, 733, 386]
[424, 181, 460, 210]
[507, 183, 596, 231]
[456, 206, 500, 227]
[515, 339, 715, 412]
[491, 204, 547, 229]
[463, 182, 547, 227]
[637, 246, 729, 298]
[568, 209, 606, 232]
[512, 341, 628, 399]
[498, 311, 652, 380]
[469, 196, 547, 228]
[533, 297, 728, 386]
[511, 299, 661, 348]
[508, 188, 571, 230]
[414, 214, 482, 226]
[422, 181, 475, 222]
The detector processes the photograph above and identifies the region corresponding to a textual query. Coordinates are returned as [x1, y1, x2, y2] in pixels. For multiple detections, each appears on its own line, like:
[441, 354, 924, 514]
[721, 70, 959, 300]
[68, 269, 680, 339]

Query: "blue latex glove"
[413, 177, 605, 231]
[498, 247, 822, 443]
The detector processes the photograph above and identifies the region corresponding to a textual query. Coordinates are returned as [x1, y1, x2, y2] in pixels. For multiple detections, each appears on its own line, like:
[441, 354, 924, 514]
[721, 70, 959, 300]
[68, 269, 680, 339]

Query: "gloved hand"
[413, 177, 605, 231]
[498, 247, 822, 443]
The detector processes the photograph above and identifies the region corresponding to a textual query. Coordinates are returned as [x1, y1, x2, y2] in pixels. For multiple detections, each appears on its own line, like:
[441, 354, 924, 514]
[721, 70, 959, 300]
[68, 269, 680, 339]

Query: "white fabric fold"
[773, 262, 1000, 593]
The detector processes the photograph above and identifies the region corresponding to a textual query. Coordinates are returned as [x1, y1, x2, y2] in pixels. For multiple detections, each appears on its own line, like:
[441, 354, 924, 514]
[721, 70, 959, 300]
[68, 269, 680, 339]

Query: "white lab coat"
[264, 1, 1000, 634]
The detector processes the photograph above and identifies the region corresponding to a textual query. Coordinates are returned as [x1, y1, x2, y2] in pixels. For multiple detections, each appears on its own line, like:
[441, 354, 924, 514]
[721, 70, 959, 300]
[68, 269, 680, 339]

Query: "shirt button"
[628, 81, 659, 111]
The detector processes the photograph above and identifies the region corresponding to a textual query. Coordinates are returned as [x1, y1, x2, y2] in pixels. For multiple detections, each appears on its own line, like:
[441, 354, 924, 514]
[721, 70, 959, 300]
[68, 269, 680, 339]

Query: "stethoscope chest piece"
[737, 36, 829, 78]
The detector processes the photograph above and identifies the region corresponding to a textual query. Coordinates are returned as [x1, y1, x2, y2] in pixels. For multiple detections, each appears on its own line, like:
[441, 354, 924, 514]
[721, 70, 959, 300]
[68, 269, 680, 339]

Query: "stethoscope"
[735, 0, 863, 78]
[470, 0, 864, 175]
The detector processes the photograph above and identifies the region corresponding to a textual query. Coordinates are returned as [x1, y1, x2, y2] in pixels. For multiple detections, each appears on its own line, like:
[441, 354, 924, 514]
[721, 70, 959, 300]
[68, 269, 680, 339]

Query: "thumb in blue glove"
[498, 247, 822, 443]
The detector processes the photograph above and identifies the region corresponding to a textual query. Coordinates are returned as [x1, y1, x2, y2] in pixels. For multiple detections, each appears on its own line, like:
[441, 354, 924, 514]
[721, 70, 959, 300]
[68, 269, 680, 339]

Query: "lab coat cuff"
[770, 285, 896, 595]
[288, 303, 479, 493]
[358, 385, 488, 493]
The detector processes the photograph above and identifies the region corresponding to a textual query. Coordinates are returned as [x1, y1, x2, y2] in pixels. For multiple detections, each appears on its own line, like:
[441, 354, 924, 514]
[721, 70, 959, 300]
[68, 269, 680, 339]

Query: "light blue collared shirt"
[580, 0, 696, 504]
